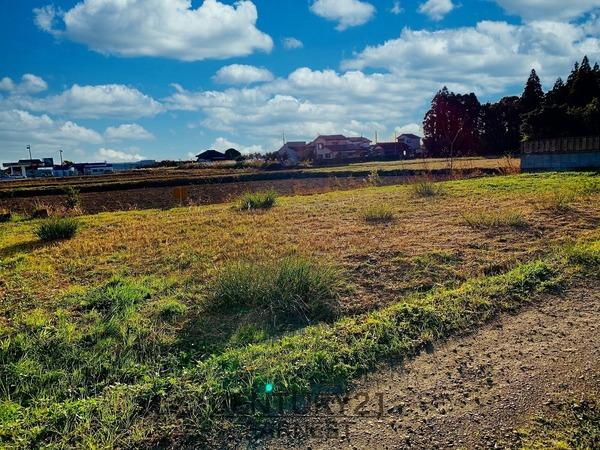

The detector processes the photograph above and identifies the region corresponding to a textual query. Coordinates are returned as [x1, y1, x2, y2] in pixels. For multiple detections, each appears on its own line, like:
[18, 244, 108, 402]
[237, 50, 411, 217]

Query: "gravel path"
[234, 283, 600, 449]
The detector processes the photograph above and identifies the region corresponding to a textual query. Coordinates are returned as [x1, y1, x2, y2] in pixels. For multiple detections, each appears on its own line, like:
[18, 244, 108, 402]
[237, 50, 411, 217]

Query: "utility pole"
[59, 149, 64, 165]
[27, 144, 32, 161]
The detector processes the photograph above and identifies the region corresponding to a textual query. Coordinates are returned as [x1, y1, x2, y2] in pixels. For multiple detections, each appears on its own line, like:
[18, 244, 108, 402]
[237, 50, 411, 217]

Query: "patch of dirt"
[232, 282, 600, 449]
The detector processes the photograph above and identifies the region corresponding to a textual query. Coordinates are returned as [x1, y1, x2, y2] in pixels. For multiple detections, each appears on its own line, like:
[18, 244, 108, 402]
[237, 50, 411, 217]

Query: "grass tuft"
[208, 256, 343, 326]
[34, 217, 79, 241]
[362, 204, 395, 223]
[462, 210, 529, 230]
[238, 190, 278, 210]
[411, 180, 446, 198]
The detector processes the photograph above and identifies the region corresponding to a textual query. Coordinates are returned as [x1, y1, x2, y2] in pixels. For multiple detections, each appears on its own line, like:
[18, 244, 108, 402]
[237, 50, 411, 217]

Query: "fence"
[521, 136, 600, 154]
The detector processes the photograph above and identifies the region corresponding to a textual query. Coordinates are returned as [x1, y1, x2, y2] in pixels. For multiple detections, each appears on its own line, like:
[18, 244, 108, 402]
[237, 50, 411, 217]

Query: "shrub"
[64, 186, 81, 210]
[362, 204, 395, 223]
[238, 190, 278, 210]
[365, 169, 381, 186]
[462, 210, 528, 230]
[35, 217, 79, 241]
[411, 180, 445, 198]
[208, 256, 343, 326]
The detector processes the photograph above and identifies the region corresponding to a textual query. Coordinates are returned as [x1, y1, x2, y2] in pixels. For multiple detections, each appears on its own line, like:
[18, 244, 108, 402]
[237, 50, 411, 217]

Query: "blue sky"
[1, 0, 599, 164]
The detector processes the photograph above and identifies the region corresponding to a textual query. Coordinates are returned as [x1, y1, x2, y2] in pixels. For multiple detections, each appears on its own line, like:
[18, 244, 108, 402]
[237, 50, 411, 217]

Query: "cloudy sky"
[1, 0, 599, 163]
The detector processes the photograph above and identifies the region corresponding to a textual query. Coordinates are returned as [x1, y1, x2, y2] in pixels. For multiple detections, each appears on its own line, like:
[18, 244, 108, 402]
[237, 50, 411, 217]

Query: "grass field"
[0, 171, 598, 448]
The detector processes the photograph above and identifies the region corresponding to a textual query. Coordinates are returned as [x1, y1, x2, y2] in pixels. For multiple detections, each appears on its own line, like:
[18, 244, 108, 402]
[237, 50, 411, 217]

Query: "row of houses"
[1, 158, 156, 178]
[276, 133, 422, 166]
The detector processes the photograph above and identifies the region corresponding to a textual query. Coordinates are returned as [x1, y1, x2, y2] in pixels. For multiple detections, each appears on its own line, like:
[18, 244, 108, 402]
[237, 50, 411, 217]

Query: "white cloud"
[395, 123, 423, 136]
[34, 0, 273, 61]
[282, 37, 304, 50]
[210, 137, 264, 154]
[105, 124, 154, 142]
[213, 64, 274, 85]
[418, 0, 455, 21]
[96, 147, 146, 162]
[0, 109, 103, 160]
[0, 74, 48, 95]
[11, 84, 162, 119]
[342, 20, 600, 94]
[310, 0, 376, 30]
[495, 0, 600, 21]
[391, 1, 403, 15]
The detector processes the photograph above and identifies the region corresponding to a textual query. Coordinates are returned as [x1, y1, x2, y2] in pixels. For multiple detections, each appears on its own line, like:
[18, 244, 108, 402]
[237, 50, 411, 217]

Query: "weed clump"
[462, 210, 528, 230]
[411, 180, 445, 198]
[208, 256, 343, 326]
[35, 217, 79, 241]
[362, 204, 395, 223]
[238, 190, 278, 210]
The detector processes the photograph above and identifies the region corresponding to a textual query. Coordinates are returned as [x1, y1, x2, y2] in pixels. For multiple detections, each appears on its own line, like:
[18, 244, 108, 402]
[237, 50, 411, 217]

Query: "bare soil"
[230, 281, 600, 449]
[1, 175, 409, 214]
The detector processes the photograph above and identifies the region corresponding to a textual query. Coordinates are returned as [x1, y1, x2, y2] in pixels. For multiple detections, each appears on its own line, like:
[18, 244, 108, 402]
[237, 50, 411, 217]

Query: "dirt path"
[234, 284, 600, 449]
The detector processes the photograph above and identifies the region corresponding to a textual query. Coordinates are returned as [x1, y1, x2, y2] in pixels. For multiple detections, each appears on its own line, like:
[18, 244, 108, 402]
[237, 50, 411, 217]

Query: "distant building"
[370, 141, 411, 159]
[307, 135, 372, 162]
[224, 148, 242, 160]
[196, 150, 226, 162]
[72, 162, 114, 175]
[112, 160, 156, 171]
[276, 141, 307, 166]
[521, 136, 600, 171]
[397, 133, 422, 155]
[2, 158, 54, 178]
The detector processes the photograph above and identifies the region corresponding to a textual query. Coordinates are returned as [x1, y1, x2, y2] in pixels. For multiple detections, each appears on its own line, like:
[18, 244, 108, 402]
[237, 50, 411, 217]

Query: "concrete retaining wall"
[521, 151, 600, 171]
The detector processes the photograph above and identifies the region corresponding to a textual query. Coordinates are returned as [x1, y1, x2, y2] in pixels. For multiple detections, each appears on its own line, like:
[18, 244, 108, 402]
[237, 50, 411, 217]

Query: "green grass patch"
[4, 239, 600, 448]
[462, 210, 529, 230]
[362, 204, 395, 223]
[238, 190, 278, 211]
[208, 256, 343, 327]
[34, 217, 79, 241]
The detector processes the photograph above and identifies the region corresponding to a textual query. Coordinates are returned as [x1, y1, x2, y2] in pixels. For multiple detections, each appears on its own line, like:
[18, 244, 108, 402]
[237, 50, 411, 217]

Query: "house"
[2, 158, 54, 178]
[196, 150, 226, 162]
[370, 142, 411, 159]
[276, 141, 308, 166]
[521, 136, 600, 171]
[224, 148, 242, 160]
[397, 134, 422, 156]
[307, 135, 372, 162]
[52, 165, 76, 177]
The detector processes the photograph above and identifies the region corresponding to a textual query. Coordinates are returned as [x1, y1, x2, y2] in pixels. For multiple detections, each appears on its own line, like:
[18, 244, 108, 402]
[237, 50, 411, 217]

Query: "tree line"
[422, 56, 600, 157]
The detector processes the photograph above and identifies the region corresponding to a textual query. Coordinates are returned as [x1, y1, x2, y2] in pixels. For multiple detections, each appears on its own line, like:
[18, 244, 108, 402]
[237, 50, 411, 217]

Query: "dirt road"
[233, 283, 600, 449]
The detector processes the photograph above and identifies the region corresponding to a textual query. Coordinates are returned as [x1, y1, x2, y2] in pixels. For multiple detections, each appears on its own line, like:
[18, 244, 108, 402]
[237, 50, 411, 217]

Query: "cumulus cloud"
[213, 64, 274, 85]
[342, 20, 600, 94]
[34, 0, 273, 61]
[391, 1, 403, 15]
[96, 147, 146, 162]
[495, 0, 600, 21]
[10, 84, 162, 119]
[105, 124, 154, 142]
[418, 0, 455, 21]
[0, 109, 102, 160]
[0, 74, 48, 95]
[282, 37, 304, 50]
[310, 0, 376, 30]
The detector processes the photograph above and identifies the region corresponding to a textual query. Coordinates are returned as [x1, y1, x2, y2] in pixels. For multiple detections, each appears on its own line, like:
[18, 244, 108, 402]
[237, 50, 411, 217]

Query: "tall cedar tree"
[521, 69, 544, 114]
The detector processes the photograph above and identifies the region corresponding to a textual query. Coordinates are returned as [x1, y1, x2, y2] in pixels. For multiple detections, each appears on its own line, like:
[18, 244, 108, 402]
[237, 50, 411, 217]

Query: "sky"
[1, 0, 599, 164]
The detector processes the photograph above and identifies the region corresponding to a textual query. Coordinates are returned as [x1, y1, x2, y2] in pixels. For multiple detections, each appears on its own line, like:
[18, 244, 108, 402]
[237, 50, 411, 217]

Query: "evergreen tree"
[521, 69, 544, 113]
